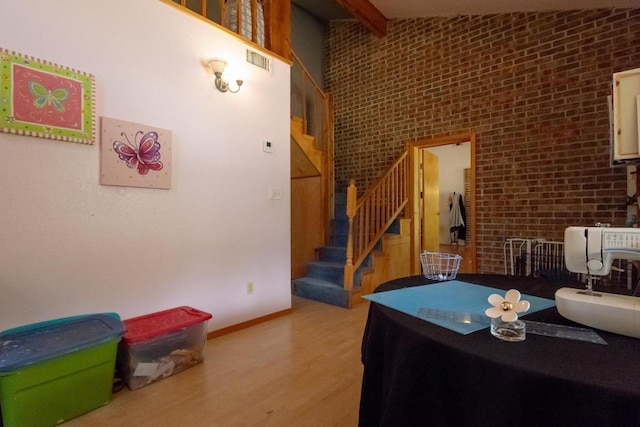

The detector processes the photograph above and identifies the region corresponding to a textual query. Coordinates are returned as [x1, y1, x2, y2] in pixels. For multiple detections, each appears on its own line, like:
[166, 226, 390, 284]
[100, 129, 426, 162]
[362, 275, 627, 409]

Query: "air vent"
[246, 49, 270, 71]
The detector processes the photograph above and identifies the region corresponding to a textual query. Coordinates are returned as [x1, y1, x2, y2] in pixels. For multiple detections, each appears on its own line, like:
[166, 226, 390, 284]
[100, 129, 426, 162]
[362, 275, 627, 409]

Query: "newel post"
[344, 179, 357, 290]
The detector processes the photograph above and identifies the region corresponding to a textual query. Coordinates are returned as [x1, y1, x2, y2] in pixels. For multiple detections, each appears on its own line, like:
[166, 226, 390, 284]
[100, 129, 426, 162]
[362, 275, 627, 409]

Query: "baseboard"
[206, 308, 293, 339]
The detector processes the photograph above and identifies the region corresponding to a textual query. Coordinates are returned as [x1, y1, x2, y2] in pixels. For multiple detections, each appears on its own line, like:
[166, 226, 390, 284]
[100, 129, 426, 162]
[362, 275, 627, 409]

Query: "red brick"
[327, 9, 640, 273]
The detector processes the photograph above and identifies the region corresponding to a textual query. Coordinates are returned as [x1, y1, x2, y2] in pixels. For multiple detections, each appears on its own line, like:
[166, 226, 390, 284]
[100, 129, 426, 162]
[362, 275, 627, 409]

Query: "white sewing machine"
[555, 226, 640, 338]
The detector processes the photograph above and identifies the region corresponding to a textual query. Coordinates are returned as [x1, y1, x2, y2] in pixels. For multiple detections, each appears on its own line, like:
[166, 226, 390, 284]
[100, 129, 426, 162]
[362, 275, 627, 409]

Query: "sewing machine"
[555, 226, 640, 338]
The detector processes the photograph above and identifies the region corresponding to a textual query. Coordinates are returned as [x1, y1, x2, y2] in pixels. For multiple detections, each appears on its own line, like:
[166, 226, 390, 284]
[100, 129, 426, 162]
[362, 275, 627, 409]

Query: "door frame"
[408, 132, 477, 275]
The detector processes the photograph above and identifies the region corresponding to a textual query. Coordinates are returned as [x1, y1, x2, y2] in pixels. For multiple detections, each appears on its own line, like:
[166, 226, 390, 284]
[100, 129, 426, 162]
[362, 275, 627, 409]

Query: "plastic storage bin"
[117, 306, 212, 390]
[0, 313, 125, 427]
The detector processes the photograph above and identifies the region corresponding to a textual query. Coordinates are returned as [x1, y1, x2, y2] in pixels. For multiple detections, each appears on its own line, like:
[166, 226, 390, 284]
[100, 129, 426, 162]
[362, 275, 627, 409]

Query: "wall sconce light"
[206, 58, 243, 93]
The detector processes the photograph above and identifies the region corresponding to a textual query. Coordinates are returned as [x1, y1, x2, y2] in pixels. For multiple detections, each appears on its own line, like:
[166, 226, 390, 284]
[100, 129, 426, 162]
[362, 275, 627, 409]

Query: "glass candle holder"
[490, 318, 526, 342]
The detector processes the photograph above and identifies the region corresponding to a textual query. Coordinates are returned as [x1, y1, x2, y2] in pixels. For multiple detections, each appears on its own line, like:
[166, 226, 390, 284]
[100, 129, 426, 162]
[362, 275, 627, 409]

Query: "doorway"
[408, 133, 477, 274]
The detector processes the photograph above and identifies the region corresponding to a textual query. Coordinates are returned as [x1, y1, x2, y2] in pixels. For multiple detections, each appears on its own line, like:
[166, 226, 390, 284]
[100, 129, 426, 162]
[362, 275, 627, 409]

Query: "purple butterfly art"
[113, 130, 163, 175]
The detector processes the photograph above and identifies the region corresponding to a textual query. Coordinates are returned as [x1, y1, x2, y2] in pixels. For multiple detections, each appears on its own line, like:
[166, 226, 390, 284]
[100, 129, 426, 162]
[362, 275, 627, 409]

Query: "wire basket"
[420, 252, 462, 281]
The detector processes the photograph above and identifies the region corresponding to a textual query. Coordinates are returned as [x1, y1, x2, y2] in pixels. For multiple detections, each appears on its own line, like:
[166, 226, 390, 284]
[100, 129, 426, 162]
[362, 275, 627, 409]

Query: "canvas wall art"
[100, 117, 172, 189]
[0, 48, 96, 144]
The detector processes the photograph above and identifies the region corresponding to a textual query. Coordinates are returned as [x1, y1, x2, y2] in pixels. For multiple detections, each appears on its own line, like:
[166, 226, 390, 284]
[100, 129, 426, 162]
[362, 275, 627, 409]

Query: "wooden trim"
[407, 145, 419, 275]
[263, 0, 272, 49]
[251, 0, 258, 43]
[334, 0, 388, 37]
[207, 307, 293, 339]
[268, 0, 291, 60]
[407, 132, 477, 275]
[236, 0, 244, 39]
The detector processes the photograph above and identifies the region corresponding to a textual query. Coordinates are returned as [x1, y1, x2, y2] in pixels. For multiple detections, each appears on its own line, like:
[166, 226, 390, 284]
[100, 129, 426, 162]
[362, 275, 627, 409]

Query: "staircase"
[289, 50, 411, 308]
[292, 194, 410, 308]
[292, 194, 365, 308]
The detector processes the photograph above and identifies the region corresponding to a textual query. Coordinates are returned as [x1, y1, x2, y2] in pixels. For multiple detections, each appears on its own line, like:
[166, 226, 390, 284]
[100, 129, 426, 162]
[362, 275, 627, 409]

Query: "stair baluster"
[344, 180, 358, 290]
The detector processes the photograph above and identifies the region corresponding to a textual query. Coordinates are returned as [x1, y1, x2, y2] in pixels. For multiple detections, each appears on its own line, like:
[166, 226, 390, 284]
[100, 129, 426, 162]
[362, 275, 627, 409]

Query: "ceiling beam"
[334, 0, 388, 37]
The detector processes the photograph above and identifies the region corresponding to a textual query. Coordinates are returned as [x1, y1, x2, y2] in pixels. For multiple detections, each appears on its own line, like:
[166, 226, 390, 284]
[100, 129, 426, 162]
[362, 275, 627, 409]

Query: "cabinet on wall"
[612, 67, 640, 163]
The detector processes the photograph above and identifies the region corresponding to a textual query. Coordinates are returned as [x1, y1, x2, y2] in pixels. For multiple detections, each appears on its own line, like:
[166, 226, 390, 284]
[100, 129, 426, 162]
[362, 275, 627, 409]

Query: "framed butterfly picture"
[0, 48, 96, 144]
[100, 117, 172, 189]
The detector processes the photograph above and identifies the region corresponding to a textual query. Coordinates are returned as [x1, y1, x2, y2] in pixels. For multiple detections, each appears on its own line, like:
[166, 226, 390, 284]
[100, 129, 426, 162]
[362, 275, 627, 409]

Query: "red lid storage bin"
[116, 306, 212, 390]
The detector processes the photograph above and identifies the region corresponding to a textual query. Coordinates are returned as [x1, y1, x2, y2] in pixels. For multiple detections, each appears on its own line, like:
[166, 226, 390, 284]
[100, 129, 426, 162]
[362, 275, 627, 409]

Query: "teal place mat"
[363, 280, 556, 335]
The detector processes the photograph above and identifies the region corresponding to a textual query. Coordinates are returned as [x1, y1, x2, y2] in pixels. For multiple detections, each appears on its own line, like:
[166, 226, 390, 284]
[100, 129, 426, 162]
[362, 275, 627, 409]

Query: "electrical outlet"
[269, 186, 282, 200]
[247, 282, 254, 295]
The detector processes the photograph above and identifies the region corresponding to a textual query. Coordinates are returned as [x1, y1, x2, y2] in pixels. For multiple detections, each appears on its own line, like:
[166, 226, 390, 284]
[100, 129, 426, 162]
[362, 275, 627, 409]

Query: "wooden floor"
[65, 296, 371, 427]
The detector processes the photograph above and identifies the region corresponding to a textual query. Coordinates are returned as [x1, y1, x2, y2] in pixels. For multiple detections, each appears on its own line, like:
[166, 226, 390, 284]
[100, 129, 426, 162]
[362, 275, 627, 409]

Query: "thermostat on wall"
[262, 140, 273, 153]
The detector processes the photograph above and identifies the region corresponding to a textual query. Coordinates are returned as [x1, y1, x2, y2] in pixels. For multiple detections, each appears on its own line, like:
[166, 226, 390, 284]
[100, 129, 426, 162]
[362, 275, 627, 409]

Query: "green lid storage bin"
[117, 306, 212, 390]
[0, 313, 125, 427]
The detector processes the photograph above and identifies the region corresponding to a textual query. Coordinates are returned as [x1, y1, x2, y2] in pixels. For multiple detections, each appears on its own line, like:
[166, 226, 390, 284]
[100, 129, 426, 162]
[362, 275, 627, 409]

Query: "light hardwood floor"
[65, 296, 371, 427]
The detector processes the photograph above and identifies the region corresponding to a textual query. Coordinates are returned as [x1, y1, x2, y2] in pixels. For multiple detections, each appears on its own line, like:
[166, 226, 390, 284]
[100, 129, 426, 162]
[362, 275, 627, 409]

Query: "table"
[359, 274, 640, 427]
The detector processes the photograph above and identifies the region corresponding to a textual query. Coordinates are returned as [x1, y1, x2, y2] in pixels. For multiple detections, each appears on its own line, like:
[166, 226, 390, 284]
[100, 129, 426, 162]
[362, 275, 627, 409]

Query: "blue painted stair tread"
[363, 280, 556, 335]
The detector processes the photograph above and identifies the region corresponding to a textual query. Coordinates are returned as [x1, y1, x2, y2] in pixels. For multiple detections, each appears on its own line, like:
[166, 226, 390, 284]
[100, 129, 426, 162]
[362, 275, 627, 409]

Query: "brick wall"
[326, 9, 640, 273]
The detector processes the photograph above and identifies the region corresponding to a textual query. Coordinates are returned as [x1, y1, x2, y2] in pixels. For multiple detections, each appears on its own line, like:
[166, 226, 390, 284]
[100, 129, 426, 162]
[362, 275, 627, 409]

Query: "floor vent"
[246, 49, 270, 71]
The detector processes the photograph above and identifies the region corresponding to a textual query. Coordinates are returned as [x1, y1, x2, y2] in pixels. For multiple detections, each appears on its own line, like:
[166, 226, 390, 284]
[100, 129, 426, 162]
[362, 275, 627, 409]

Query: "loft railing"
[220, 0, 268, 47]
[291, 50, 335, 242]
[164, 0, 290, 59]
[343, 152, 409, 289]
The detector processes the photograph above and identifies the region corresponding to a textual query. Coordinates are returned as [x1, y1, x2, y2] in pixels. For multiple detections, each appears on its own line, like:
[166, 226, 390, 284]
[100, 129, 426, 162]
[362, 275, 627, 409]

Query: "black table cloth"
[359, 274, 640, 427]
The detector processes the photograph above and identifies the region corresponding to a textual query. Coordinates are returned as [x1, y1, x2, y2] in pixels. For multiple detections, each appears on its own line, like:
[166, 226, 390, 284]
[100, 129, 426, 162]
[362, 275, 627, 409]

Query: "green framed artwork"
[0, 48, 96, 144]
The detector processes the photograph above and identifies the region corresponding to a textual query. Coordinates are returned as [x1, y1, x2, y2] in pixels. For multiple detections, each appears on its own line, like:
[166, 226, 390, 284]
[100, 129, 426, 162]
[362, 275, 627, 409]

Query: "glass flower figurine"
[485, 289, 530, 341]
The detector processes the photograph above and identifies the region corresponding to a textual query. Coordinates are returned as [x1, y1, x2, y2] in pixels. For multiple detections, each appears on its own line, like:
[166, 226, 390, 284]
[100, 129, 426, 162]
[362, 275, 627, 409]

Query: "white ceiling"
[369, 0, 639, 18]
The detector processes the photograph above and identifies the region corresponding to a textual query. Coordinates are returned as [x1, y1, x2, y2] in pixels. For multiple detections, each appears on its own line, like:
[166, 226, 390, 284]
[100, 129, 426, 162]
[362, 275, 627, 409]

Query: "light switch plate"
[269, 186, 282, 200]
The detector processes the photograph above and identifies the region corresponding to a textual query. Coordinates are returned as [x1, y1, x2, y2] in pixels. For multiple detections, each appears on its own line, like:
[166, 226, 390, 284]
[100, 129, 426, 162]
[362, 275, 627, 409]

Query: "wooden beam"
[268, 0, 291, 60]
[335, 0, 387, 37]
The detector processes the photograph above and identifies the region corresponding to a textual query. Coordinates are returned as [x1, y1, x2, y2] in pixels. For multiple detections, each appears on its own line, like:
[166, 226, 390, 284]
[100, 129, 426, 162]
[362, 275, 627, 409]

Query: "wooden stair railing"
[291, 50, 335, 244]
[344, 151, 409, 290]
[291, 51, 333, 153]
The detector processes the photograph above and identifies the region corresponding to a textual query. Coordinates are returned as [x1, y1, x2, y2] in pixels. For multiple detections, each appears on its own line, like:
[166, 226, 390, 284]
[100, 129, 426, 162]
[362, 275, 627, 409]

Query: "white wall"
[426, 143, 471, 245]
[0, 0, 291, 331]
